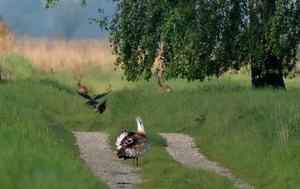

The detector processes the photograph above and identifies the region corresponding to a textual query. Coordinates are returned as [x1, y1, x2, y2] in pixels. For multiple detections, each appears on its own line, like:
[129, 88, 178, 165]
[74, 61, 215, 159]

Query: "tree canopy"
[47, 0, 300, 89]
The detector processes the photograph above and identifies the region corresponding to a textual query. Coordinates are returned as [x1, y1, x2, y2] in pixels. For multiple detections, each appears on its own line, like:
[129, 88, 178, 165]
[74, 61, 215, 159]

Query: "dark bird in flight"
[77, 90, 111, 105]
[93, 99, 107, 114]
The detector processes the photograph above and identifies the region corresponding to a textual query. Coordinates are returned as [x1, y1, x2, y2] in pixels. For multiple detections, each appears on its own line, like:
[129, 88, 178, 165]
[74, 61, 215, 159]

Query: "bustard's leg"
[132, 158, 138, 166]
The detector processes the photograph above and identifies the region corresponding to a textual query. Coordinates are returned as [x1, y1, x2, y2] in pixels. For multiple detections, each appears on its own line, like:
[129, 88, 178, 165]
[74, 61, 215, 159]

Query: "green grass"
[1, 54, 300, 188]
[103, 81, 300, 189]
[0, 80, 110, 189]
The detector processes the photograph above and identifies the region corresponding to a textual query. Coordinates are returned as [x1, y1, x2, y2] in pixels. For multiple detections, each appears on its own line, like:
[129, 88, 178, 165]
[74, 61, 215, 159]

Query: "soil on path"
[73, 132, 141, 189]
[159, 133, 254, 189]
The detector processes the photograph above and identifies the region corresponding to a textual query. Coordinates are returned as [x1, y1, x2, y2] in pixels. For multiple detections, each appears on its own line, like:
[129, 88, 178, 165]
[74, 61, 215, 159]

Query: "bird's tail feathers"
[116, 131, 128, 150]
[115, 130, 135, 149]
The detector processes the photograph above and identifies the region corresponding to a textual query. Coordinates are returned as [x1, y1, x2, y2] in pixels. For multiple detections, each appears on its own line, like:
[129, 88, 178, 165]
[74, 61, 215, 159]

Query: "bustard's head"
[136, 116, 146, 138]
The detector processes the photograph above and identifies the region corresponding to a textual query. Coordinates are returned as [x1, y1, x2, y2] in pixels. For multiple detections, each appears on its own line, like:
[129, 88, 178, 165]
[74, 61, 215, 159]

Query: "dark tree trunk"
[250, 0, 285, 89]
[251, 65, 264, 88]
[251, 55, 285, 89]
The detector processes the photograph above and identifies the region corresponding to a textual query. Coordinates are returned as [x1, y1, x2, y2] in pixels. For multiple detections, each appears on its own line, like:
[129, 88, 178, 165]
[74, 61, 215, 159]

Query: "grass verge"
[1, 55, 300, 188]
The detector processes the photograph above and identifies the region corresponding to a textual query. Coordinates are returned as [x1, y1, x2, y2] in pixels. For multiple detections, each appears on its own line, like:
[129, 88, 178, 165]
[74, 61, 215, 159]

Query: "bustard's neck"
[136, 118, 146, 138]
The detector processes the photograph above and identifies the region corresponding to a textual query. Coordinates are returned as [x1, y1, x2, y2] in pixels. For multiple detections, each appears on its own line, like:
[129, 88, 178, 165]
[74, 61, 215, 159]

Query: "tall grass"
[0, 80, 110, 189]
[104, 80, 300, 189]
[13, 37, 116, 73]
[1, 52, 300, 188]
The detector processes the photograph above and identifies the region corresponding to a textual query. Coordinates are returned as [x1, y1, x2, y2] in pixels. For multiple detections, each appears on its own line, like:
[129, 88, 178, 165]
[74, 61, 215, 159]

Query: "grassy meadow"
[0, 38, 300, 189]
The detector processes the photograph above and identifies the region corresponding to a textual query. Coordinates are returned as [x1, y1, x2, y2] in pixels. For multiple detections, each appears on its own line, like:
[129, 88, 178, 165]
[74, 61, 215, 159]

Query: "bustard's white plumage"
[115, 116, 149, 166]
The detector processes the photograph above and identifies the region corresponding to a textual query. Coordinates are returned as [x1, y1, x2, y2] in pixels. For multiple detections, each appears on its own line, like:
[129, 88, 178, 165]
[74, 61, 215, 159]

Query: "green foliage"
[297, 45, 300, 62]
[44, 0, 300, 88]
[105, 0, 300, 85]
[45, 0, 87, 8]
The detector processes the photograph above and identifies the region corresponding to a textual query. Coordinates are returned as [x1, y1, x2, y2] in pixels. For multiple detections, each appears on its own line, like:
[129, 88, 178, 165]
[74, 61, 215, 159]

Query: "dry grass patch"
[13, 37, 116, 74]
[0, 17, 15, 56]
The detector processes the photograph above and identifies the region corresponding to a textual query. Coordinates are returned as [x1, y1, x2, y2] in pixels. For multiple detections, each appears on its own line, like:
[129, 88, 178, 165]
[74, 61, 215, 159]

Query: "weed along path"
[73, 132, 142, 189]
[159, 133, 254, 189]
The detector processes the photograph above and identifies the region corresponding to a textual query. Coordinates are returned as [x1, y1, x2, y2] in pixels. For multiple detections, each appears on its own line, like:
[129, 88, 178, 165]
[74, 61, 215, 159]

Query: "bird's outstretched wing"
[77, 91, 91, 100]
[94, 90, 111, 100]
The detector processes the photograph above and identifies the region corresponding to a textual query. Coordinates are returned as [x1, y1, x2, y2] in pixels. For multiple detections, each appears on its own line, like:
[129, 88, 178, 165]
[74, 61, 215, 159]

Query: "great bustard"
[116, 116, 149, 166]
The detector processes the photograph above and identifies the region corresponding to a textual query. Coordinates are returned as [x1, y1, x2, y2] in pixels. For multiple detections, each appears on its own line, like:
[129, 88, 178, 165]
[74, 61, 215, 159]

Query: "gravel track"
[73, 132, 141, 189]
[74, 132, 253, 189]
[159, 133, 254, 189]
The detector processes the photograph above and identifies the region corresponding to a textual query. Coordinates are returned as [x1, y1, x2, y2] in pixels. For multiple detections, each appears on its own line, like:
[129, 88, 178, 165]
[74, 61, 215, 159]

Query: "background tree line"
[47, 0, 300, 89]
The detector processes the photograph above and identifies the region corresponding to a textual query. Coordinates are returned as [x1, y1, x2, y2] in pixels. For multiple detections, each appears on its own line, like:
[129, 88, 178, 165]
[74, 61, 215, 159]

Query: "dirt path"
[159, 133, 253, 189]
[73, 132, 253, 189]
[73, 132, 141, 189]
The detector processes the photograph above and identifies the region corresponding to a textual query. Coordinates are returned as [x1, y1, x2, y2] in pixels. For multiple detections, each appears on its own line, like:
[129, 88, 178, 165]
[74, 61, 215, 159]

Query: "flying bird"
[116, 116, 149, 166]
[77, 90, 111, 105]
[93, 99, 107, 114]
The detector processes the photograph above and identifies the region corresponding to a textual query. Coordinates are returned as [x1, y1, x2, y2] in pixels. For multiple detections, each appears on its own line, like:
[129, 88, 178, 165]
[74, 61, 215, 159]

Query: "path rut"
[159, 133, 253, 189]
[73, 132, 141, 189]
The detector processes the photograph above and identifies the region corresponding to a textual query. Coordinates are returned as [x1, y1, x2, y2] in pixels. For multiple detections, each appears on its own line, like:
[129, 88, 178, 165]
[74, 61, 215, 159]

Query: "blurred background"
[0, 0, 118, 77]
[0, 0, 114, 39]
